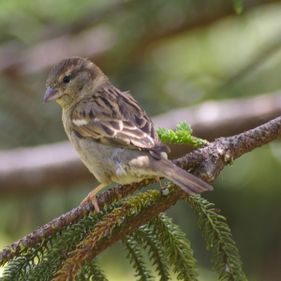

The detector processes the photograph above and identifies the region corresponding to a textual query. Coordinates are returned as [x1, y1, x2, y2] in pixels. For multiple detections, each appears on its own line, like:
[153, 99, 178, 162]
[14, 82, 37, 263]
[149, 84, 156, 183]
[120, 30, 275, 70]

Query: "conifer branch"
[133, 226, 170, 281]
[76, 260, 108, 281]
[187, 195, 247, 280]
[1, 116, 281, 267]
[124, 236, 154, 281]
[148, 214, 198, 281]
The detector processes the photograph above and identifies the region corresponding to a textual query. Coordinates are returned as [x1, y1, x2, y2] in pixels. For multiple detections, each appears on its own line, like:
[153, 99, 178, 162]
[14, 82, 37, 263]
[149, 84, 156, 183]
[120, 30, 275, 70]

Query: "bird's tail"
[151, 159, 213, 194]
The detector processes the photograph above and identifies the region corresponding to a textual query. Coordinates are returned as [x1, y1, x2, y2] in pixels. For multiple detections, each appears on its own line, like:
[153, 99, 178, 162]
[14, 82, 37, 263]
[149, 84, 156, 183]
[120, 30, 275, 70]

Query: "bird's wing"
[70, 87, 169, 156]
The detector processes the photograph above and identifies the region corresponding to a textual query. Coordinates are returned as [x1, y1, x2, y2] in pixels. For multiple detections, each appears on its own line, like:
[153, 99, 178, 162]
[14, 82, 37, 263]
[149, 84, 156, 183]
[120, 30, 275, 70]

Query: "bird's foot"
[81, 193, 100, 212]
[80, 183, 107, 212]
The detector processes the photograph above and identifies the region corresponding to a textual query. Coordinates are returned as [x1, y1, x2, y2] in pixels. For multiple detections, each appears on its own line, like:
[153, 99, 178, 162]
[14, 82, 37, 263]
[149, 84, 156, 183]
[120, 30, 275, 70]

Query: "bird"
[44, 57, 212, 211]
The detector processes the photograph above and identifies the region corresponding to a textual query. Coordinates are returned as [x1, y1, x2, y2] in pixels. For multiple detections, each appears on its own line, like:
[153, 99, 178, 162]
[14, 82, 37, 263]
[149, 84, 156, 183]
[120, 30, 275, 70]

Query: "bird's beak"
[43, 87, 60, 102]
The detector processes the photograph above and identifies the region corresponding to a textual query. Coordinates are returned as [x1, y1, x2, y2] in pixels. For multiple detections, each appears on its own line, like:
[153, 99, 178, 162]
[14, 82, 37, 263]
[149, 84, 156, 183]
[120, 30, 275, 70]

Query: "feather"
[70, 86, 168, 158]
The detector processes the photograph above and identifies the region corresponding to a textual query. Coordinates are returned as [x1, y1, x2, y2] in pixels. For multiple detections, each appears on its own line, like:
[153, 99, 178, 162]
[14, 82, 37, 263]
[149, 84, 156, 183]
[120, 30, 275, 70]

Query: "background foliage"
[0, 0, 281, 280]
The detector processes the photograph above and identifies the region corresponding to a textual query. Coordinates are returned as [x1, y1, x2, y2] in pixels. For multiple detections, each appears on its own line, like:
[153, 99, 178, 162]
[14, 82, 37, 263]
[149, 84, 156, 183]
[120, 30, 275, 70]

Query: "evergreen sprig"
[1, 204, 118, 281]
[124, 235, 154, 281]
[133, 226, 170, 281]
[157, 121, 207, 147]
[24, 214, 102, 281]
[1, 250, 41, 281]
[187, 195, 247, 281]
[76, 259, 108, 281]
[148, 213, 199, 281]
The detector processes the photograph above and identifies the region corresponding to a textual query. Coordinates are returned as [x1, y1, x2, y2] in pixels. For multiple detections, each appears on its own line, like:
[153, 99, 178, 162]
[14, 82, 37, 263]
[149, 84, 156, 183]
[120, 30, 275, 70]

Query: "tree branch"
[1, 92, 281, 194]
[1, 115, 281, 266]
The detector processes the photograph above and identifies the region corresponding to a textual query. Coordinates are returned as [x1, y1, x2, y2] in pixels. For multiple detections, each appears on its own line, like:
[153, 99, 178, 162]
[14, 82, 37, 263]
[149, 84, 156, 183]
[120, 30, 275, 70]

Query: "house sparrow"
[44, 57, 212, 210]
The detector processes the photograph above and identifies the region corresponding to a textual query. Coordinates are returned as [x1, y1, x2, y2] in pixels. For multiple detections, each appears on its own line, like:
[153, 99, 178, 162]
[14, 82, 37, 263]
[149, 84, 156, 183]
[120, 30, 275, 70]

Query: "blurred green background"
[0, 0, 281, 280]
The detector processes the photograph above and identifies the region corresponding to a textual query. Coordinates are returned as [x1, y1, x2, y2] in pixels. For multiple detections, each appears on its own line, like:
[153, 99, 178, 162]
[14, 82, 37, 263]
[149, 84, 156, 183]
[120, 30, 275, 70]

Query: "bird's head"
[44, 57, 107, 108]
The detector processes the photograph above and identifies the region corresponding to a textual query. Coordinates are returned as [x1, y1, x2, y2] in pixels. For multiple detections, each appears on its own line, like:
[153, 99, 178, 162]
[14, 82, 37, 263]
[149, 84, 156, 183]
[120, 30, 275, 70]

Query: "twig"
[1, 116, 281, 265]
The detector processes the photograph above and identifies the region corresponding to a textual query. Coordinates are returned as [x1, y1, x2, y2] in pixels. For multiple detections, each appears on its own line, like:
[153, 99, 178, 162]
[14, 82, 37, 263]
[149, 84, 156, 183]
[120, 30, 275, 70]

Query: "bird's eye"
[63, 75, 71, 83]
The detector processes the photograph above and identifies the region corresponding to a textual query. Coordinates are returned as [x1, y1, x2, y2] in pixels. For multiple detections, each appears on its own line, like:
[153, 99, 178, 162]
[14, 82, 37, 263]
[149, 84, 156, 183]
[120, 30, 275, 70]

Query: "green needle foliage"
[157, 121, 207, 148]
[76, 260, 108, 281]
[123, 212, 199, 281]
[1, 251, 40, 281]
[148, 214, 199, 281]
[132, 226, 170, 281]
[0, 122, 247, 280]
[1, 204, 119, 281]
[124, 236, 154, 281]
[188, 195, 247, 281]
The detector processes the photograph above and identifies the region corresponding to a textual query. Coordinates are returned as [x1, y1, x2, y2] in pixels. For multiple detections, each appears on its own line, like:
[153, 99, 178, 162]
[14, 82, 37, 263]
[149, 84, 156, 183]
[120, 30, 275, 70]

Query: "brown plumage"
[71, 86, 170, 159]
[44, 57, 212, 208]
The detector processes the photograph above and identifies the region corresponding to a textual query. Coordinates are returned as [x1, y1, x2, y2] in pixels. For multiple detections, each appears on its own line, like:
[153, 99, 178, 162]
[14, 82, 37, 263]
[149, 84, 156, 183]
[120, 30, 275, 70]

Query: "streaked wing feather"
[71, 87, 160, 151]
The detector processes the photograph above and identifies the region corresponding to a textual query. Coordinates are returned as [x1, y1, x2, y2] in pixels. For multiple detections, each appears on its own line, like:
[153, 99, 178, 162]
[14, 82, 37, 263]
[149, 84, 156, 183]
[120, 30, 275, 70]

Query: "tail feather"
[151, 159, 213, 194]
